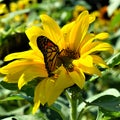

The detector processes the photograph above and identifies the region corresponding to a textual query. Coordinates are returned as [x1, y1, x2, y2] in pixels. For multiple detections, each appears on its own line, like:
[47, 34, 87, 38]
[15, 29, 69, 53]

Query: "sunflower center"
[59, 48, 80, 72]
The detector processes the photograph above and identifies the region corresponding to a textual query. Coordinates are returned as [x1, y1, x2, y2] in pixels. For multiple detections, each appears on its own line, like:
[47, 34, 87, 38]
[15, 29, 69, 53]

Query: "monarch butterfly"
[37, 36, 79, 77]
[37, 36, 62, 77]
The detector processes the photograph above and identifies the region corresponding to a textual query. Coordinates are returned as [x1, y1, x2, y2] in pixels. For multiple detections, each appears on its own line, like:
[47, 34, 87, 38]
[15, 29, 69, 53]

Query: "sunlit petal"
[69, 11, 89, 51]
[81, 65, 101, 76]
[3, 71, 23, 83]
[25, 26, 45, 46]
[61, 21, 74, 48]
[33, 77, 55, 113]
[44, 78, 55, 104]
[74, 55, 93, 67]
[73, 56, 101, 76]
[40, 14, 64, 50]
[80, 32, 109, 55]
[61, 21, 74, 34]
[32, 100, 40, 114]
[0, 59, 47, 86]
[25, 26, 46, 58]
[0, 60, 30, 74]
[18, 64, 48, 89]
[91, 55, 108, 68]
[47, 66, 74, 105]
[33, 80, 46, 113]
[89, 13, 96, 23]
[69, 67, 85, 89]
[94, 32, 109, 40]
[34, 79, 47, 106]
[79, 33, 95, 51]
[4, 50, 43, 62]
[81, 41, 114, 56]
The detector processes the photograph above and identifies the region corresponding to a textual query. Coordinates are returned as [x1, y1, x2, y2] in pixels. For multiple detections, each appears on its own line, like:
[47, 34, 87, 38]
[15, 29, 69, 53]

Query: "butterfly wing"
[37, 36, 61, 76]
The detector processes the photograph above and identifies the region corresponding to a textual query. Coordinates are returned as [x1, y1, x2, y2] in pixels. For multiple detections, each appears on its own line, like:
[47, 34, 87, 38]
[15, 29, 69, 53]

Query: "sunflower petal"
[0, 60, 29, 74]
[18, 63, 48, 89]
[33, 78, 55, 114]
[33, 80, 46, 114]
[0, 60, 31, 83]
[40, 14, 63, 47]
[25, 26, 45, 45]
[4, 50, 43, 61]
[73, 56, 101, 76]
[69, 67, 85, 89]
[95, 32, 109, 40]
[81, 65, 102, 76]
[79, 33, 95, 50]
[25, 26, 46, 57]
[32, 100, 40, 114]
[69, 11, 89, 51]
[89, 13, 96, 23]
[61, 21, 75, 48]
[34, 79, 49, 108]
[74, 55, 93, 67]
[47, 66, 74, 105]
[44, 78, 55, 103]
[80, 32, 109, 55]
[0, 59, 48, 88]
[3, 71, 23, 83]
[91, 55, 108, 68]
[91, 42, 114, 54]
[81, 41, 114, 56]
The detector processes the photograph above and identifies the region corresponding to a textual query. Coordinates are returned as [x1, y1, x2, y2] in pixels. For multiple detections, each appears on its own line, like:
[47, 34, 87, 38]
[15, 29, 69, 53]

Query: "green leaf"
[78, 89, 120, 112]
[88, 88, 120, 102]
[0, 81, 18, 90]
[0, 95, 24, 102]
[107, 52, 120, 67]
[0, 115, 45, 120]
[0, 104, 30, 116]
[110, 13, 120, 29]
[50, 97, 69, 120]
[100, 108, 120, 119]
[91, 95, 120, 112]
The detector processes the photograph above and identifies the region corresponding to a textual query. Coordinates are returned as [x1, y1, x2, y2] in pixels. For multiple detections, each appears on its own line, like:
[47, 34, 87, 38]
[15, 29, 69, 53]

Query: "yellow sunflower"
[0, 11, 113, 114]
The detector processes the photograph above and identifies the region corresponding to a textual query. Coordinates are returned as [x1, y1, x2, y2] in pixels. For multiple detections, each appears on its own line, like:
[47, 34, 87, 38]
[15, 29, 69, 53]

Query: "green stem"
[70, 93, 77, 120]
[65, 89, 78, 120]
[65, 87, 88, 120]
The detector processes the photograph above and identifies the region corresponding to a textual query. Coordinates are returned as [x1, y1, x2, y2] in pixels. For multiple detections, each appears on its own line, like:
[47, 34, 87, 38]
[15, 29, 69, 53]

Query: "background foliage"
[0, 0, 120, 120]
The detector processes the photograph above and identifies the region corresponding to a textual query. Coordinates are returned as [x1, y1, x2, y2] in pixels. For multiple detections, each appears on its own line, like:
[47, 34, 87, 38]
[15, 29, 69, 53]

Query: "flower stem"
[65, 86, 79, 120]
[66, 86, 87, 120]
[70, 93, 77, 120]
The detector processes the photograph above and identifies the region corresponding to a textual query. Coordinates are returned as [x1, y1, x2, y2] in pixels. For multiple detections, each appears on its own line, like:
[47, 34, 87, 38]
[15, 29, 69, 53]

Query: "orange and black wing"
[37, 36, 60, 76]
